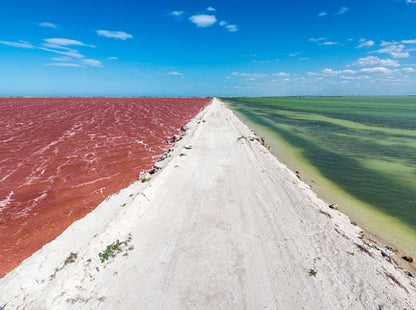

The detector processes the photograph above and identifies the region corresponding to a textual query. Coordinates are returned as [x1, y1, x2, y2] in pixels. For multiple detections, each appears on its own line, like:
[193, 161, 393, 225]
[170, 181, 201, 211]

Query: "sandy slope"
[1, 98, 415, 309]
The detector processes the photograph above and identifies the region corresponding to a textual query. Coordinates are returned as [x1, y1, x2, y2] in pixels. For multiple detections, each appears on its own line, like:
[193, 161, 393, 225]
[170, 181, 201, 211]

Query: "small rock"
[402, 256, 414, 263]
[350, 221, 357, 226]
[141, 172, 152, 183]
[173, 134, 181, 142]
[328, 203, 339, 210]
[153, 161, 164, 170]
[295, 171, 301, 180]
[384, 246, 396, 255]
[381, 251, 392, 263]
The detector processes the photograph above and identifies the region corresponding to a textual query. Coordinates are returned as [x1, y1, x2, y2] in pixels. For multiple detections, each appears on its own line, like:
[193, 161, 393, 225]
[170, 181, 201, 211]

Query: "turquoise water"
[224, 97, 416, 255]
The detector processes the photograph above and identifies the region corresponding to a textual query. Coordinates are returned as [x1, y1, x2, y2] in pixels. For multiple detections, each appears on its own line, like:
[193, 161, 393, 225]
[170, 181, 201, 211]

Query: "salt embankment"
[0, 98, 415, 309]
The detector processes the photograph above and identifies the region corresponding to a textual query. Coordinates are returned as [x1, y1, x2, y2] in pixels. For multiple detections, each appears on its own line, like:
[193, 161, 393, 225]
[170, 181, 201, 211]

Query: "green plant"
[347, 251, 355, 256]
[180, 153, 186, 157]
[99, 240, 123, 263]
[184, 146, 192, 150]
[309, 269, 318, 277]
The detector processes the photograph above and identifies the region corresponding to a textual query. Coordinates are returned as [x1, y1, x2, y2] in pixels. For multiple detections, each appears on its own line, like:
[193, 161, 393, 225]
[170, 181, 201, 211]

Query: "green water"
[224, 97, 416, 256]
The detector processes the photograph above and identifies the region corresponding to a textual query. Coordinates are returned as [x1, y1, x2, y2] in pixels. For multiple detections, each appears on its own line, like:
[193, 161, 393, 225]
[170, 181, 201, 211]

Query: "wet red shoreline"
[0, 97, 210, 277]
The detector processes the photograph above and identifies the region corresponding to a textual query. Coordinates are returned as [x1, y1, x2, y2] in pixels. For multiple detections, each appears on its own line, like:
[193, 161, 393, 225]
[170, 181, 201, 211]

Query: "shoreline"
[1, 98, 415, 308]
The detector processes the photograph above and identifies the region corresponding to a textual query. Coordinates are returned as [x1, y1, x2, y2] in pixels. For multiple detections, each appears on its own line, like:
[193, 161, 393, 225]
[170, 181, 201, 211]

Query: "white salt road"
[1, 98, 415, 309]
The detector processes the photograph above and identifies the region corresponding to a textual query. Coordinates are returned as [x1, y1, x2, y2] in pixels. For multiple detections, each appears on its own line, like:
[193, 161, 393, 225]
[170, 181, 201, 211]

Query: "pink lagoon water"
[0, 97, 210, 277]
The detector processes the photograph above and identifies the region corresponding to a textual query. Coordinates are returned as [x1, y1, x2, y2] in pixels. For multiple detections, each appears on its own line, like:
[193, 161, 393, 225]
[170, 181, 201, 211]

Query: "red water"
[0, 97, 210, 277]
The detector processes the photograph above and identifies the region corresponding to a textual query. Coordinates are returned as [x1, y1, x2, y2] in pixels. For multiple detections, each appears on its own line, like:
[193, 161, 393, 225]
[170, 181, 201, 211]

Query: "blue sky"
[1, 0, 416, 96]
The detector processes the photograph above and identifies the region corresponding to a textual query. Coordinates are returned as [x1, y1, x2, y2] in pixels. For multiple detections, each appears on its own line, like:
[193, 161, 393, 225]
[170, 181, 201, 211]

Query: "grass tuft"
[309, 269, 318, 277]
[99, 240, 123, 263]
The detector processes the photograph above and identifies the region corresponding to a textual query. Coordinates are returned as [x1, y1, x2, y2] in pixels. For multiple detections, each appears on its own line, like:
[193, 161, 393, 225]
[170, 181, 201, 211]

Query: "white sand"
[1, 98, 415, 309]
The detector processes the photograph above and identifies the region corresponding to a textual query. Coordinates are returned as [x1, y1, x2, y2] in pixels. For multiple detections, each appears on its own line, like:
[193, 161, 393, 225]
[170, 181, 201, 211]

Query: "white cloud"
[225, 24, 238, 32]
[309, 38, 340, 46]
[339, 75, 369, 80]
[219, 20, 238, 32]
[353, 56, 400, 67]
[380, 40, 397, 46]
[375, 42, 409, 58]
[357, 38, 375, 48]
[46, 62, 84, 67]
[38, 22, 58, 28]
[289, 51, 303, 57]
[360, 67, 392, 74]
[96, 30, 133, 40]
[51, 56, 72, 62]
[322, 68, 341, 75]
[402, 67, 416, 73]
[318, 66, 401, 79]
[0, 40, 34, 48]
[44, 52, 102, 68]
[108, 56, 118, 60]
[342, 69, 358, 74]
[42, 43, 67, 50]
[391, 52, 409, 58]
[320, 41, 340, 46]
[171, 10, 184, 17]
[322, 68, 357, 75]
[309, 37, 326, 42]
[44, 38, 87, 46]
[401, 39, 416, 44]
[167, 71, 184, 76]
[318, 11, 327, 17]
[81, 59, 103, 67]
[407, 0, 416, 3]
[2, 36, 103, 69]
[39, 46, 84, 59]
[273, 72, 290, 77]
[207, 7, 216, 12]
[336, 7, 349, 15]
[189, 14, 217, 27]
[230, 72, 267, 79]
[41, 41, 91, 51]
